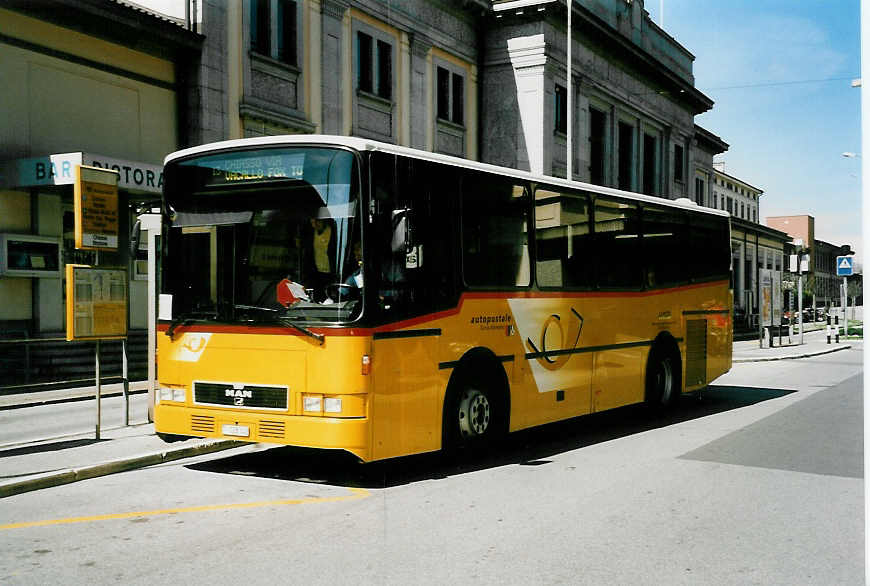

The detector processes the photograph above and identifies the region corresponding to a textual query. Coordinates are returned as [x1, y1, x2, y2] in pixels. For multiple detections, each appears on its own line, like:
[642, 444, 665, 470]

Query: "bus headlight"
[159, 387, 186, 403]
[323, 397, 342, 413]
[303, 395, 322, 412]
[159, 387, 173, 402]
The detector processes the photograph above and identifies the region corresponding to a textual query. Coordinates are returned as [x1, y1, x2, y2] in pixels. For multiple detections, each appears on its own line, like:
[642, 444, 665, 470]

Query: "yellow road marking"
[0, 487, 370, 530]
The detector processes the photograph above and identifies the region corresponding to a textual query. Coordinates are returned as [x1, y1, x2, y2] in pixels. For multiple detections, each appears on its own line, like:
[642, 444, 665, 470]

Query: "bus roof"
[165, 134, 730, 218]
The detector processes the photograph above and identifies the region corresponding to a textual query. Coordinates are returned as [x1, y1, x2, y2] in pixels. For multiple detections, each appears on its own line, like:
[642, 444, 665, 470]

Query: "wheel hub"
[458, 388, 491, 437]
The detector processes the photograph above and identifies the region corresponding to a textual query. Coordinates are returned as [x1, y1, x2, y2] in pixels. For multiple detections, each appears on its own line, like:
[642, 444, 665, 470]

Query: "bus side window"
[371, 152, 409, 315]
[642, 204, 687, 288]
[406, 159, 459, 312]
[534, 186, 592, 289]
[593, 197, 642, 289]
[461, 170, 530, 288]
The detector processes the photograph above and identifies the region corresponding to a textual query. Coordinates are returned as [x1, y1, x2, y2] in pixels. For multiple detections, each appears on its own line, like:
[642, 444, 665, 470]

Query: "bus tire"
[645, 341, 681, 408]
[442, 355, 509, 455]
[157, 432, 190, 443]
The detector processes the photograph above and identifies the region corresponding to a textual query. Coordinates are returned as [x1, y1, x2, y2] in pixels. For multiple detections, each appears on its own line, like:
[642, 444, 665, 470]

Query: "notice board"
[74, 165, 119, 250]
[65, 264, 128, 340]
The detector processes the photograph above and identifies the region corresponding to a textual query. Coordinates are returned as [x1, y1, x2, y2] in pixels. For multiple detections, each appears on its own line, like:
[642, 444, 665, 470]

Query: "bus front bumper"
[154, 403, 371, 461]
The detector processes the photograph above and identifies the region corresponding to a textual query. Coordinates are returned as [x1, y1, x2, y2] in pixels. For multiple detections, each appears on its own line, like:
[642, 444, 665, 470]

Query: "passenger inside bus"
[304, 218, 336, 302]
[343, 240, 363, 289]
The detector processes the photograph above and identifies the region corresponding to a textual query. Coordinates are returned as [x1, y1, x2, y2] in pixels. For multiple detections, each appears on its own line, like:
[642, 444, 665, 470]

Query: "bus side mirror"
[391, 208, 421, 269]
[129, 219, 142, 256]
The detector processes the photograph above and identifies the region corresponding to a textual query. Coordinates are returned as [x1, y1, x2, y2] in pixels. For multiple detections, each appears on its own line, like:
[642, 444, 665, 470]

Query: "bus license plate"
[222, 424, 250, 437]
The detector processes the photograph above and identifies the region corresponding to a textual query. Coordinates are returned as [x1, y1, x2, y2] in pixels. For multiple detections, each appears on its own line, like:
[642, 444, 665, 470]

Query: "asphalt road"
[0, 345, 863, 585]
[0, 394, 150, 447]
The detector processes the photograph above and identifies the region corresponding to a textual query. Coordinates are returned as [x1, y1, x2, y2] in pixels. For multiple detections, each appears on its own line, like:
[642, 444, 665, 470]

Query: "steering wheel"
[326, 283, 360, 302]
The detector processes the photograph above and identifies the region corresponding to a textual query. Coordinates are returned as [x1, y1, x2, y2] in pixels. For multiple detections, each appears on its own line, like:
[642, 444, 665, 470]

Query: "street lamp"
[789, 240, 810, 344]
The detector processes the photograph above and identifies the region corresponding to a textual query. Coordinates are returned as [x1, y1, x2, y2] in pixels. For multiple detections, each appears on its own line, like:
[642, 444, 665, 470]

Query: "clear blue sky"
[645, 0, 862, 258]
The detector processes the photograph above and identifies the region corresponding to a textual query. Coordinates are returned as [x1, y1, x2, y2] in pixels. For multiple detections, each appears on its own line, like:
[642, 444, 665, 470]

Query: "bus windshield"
[162, 147, 363, 325]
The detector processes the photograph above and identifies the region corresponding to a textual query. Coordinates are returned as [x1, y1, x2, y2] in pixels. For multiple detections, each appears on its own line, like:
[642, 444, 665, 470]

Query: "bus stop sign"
[836, 256, 854, 276]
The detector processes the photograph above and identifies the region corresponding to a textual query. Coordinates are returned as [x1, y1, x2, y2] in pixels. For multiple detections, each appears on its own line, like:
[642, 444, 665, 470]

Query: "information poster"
[758, 269, 782, 327]
[75, 165, 119, 250]
[65, 265, 128, 340]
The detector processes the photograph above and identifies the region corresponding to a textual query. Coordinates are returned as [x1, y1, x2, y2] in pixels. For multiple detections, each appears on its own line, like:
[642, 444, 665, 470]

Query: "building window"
[357, 32, 392, 100]
[250, 0, 297, 66]
[674, 144, 684, 183]
[753, 208, 757, 222]
[618, 121, 634, 191]
[376, 40, 392, 99]
[695, 176, 706, 206]
[589, 107, 607, 185]
[251, 0, 270, 55]
[554, 84, 567, 134]
[437, 67, 464, 125]
[713, 192, 718, 208]
[727, 197, 733, 213]
[277, 0, 297, 65]
[740, 203, 745, 219]
[451, 73, 464, 124]
[357, 32, 373, 92]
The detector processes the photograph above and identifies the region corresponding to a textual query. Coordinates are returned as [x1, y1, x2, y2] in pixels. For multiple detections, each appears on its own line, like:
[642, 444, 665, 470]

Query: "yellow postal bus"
[154, 135, 732, 461]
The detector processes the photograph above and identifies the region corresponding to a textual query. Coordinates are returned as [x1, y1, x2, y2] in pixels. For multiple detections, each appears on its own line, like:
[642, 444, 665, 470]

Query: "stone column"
[409, 34, 432, 151]
[507, 34, 548, 175]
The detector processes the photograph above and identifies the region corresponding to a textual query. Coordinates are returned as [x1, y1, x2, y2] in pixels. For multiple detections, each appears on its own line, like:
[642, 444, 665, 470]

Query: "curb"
[0, 439, 240, 499]
[733, 344, 852, 363]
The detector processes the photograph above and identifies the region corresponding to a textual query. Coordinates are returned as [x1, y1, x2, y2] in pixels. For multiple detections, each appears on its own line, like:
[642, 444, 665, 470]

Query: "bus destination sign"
[200, 153, 306, 186]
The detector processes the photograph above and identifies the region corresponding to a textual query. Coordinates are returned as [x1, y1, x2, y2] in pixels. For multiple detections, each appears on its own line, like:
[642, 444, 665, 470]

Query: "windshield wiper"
[234, 304, 325, 345]
[166, 311, 216, 340]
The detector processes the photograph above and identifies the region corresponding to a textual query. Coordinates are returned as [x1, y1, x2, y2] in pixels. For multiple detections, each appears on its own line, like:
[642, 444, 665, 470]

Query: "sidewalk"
[1, 329, 860, 499]
[732, 327, 856, 363]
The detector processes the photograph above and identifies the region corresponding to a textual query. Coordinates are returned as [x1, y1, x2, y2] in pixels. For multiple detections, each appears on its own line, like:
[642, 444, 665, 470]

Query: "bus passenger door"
[368, 154, 458, 460]
[371, 334, 442, 460]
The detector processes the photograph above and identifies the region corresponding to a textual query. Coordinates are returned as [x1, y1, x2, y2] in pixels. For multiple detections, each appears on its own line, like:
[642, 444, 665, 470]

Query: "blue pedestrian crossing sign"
[836, 255, 854, 276]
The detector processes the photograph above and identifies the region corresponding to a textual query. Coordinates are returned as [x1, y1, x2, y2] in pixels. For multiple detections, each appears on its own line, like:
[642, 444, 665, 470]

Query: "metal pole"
[778, 272, 782, 347]
[844, 276, 848, 337]
[757, 277, 763, 348]
[566, 0, 572, 180]
[122, 338, 129, 426]
[769, 273, 782, 348]
[148, 228, 156, 421]
[95, 339, 101, 440]
[798, 272, 804, 344]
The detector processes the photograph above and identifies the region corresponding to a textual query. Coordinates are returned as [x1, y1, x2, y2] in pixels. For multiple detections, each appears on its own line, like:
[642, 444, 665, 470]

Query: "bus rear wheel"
[646, 346, 680, 408]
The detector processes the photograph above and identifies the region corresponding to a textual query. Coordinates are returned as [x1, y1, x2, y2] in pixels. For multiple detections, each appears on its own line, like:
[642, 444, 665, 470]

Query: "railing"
[0, 332, 147, 395]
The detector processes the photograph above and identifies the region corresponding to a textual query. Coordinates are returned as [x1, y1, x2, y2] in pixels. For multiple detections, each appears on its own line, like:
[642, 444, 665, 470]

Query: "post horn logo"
[525, 308, 584, 371]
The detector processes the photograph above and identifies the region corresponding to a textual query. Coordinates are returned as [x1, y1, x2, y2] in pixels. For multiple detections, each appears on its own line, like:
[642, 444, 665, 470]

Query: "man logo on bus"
[525, 308, 583, 371]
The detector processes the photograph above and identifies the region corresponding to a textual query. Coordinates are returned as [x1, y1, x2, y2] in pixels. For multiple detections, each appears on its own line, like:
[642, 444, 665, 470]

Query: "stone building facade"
[0, 0, 729, 383]
[0, 0, 201, 338]
[713, 165, 762, 223]
[186, 0, 721, 199]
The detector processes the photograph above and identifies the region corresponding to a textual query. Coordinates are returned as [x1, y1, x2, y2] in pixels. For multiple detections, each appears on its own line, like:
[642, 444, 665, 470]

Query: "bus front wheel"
[458, 387, 492, 439]
[444, 380, 502, 454]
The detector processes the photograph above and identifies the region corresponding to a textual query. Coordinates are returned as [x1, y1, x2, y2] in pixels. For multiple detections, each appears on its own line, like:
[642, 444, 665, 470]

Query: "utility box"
[0, 233, 61, 278]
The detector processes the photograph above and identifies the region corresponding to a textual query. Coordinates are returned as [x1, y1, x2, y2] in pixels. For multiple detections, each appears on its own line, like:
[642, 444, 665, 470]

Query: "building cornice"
[731, 217, 791, 243]
[713, 168, 764, 195]
[694, 125, 729, 155]
[0, 0, 203, 59]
